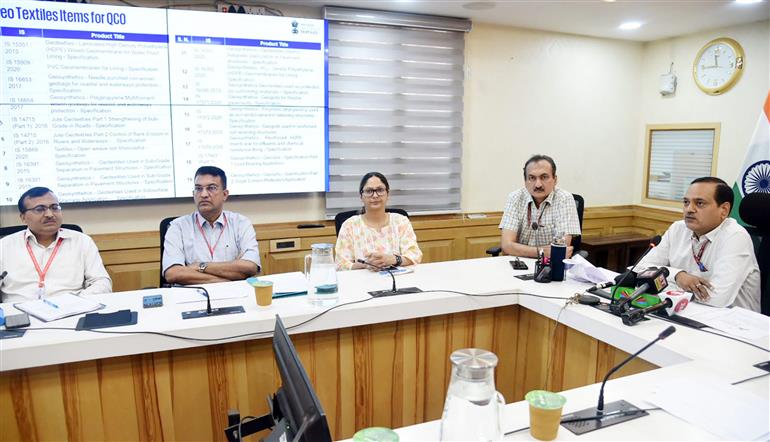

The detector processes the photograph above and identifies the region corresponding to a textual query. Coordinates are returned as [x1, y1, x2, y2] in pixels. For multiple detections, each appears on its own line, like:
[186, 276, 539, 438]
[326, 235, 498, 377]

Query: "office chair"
[486, 193, 584, 257]
[334, 208, 409, 236]
[739, 192, 770, 316]
[0, 224, 83, 238]
[158, 216, 179, 287]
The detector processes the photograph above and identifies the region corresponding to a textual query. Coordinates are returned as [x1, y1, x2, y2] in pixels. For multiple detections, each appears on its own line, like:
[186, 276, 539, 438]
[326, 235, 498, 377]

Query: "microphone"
[611, 267, 670, 315]
[179, 285, 245, 320]
[621, 291, 692, 326]
[561, 326, 676, 435]
[587, 236, 661, 297]
[357, 259, 422, 298]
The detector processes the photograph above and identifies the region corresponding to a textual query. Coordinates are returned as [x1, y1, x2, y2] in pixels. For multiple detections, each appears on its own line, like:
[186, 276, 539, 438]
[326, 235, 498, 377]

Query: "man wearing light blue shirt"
[162, 166, 260, 285]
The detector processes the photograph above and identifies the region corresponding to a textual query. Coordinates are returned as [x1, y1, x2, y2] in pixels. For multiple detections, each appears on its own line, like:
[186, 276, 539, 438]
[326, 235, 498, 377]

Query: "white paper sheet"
[564, 253, 618, 284]
[646, 377, 770, 441]
[258, 272, 308, 295]
[682, 305, 770, 340]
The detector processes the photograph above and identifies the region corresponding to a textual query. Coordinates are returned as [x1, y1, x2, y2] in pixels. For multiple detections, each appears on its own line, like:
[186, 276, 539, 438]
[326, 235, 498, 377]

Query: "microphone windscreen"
[650, 235, 662, 246]
[659, 325, 676, 339]
[739, 192, 770, 232]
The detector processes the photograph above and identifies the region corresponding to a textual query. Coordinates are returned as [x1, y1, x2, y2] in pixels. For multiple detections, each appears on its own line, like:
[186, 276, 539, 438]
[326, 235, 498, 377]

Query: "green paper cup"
[353, 427, 399, 442]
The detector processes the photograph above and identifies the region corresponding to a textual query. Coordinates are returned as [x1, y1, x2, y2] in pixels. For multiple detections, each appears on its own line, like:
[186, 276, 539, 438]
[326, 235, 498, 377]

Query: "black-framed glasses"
[194, 185, 220, 194]
[361, 187, 387, 197]
[23, 204, 62, 215]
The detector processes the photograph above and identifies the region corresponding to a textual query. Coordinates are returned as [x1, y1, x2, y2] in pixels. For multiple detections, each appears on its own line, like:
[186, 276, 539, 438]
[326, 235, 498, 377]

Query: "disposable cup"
[247, 278, 273, 308]
[525, 390, 566, 441]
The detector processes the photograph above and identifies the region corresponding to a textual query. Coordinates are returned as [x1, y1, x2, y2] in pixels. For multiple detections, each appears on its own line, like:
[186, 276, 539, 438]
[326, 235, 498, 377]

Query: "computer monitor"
[224, 315, 332, 442]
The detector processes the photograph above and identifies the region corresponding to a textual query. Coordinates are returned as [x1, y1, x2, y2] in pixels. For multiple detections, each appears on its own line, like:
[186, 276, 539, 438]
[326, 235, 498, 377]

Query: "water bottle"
[439, 348, 505, 441]
[304, 243, 339, 306]
[550, 233, 566, 282]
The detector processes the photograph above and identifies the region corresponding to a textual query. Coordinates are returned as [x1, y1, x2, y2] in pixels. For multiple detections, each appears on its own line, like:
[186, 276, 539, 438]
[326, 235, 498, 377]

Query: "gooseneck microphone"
[178, 285, 245, 320]
[588, 235, 661, 297]
[597, 325, 676, 414]
[357, 259, 422, 297]
[561, 325, 676, 436]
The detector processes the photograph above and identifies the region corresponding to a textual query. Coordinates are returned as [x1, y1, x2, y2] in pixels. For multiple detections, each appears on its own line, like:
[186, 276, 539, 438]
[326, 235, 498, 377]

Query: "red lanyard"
[527, 203, 546, 230]
[691, 239, 709, 272]
[25, 237, 64, 289]
[195, 213, 228, 259]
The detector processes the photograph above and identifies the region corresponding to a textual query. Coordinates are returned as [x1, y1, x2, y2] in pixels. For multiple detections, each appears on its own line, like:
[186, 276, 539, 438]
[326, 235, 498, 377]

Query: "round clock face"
[693, 38, 744, 95]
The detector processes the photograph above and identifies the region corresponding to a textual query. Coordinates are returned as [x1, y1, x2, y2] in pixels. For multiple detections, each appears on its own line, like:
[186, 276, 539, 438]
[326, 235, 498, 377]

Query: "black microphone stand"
[180, 285, 245, 320]
[561, 326, 676, 435]
[358, 260, 422, 297]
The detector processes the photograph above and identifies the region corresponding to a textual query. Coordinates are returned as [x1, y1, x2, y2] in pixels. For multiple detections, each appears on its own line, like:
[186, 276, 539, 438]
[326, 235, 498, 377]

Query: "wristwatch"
[198, 262, 208, 273]
[394, 255, 403, 267]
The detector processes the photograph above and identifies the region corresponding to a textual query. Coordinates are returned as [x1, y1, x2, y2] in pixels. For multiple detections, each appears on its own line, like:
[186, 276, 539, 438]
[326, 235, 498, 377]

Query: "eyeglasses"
[526, 174, 553, 183]
[194, 185, 221, 194]
[361, 187, 388, 197]
[23, 204, 62, 215]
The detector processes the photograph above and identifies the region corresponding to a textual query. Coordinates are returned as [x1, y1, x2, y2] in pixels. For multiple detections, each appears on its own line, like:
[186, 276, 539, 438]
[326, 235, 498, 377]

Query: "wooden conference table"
[1, 257, 768, 441]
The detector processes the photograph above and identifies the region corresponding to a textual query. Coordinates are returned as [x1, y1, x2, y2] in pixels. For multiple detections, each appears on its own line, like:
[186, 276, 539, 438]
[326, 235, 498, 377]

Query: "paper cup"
[525, 390, 566, 441]
[247, 278, 273, 308]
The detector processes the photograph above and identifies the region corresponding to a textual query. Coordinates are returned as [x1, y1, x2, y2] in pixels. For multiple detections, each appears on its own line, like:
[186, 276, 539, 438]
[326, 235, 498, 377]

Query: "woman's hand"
[365, 252, 396, 269]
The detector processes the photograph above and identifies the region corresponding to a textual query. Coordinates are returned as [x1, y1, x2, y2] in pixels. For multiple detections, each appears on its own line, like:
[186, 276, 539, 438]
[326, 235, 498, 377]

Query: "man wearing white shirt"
[0, 187, 112, 303]
[638, 177, 760, 311]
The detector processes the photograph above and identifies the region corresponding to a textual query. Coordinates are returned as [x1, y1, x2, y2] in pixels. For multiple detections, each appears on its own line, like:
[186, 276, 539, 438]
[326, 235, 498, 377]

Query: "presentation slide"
[0, 1, 327, 205]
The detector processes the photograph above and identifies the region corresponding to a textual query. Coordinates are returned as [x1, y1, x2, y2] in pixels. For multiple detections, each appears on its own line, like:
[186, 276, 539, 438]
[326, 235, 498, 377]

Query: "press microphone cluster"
[356, 259, 422, 297]
[588, 235, 662, 294]
[610, 266, 670, 316]
[621, 290, 692, 326]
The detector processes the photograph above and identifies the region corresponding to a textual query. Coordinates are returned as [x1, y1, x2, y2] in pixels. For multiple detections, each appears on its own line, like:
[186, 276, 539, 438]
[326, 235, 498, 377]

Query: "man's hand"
[365, 252, 396, 270]
[675, 271, 712, 302]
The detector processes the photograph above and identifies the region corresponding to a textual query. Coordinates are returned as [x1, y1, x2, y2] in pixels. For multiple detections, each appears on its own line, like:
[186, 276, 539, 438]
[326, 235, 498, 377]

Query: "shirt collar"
[24, 227, 71, 247]
[527, 188, 557, 208]
[691, 217, 730, 243]
[195, 211, 226, 227]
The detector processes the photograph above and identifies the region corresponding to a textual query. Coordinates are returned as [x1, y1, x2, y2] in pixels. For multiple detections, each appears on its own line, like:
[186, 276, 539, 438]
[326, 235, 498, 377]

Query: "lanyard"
[527, 203, 546, 230]
[195, 213, 228, 259]
[691, 239, 709, 272]
[25, 237, 64, 292]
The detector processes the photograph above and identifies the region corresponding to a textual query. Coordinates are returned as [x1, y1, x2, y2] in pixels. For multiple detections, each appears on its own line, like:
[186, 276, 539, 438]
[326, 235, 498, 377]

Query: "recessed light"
[602, 0, 617, 2]
[618, 21, 643, 30]
[735, 0, 763, 4]
[462, 2, 496, 10]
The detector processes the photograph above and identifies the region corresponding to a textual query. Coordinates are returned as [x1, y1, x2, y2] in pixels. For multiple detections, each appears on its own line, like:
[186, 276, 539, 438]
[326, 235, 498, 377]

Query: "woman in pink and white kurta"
[335, 172, 422, 271]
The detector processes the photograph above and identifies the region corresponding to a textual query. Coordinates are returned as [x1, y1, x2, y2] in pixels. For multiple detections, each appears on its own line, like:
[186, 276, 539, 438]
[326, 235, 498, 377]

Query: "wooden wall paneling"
[336, 327, 357, 437]
[352, 324, 374, 430]
[560, 327, 599, 391]
[512, 308, 554, 401]
[97, 357, 142, 441]
[131, 353, 167, 442]
[309, 329, 349, 439]
[168, 347, 215, 440]
[26, 365, 69, 440]
[263, 249, 310, 276]
[60, 360, 107, 441]
[422, 314, 452, 422]
[489, 305, 519, 402]
[418, 239, 457, 264]
[242, 336, 278, 442]
[0, 373, 23, 441]
[465, 236, 501, 259]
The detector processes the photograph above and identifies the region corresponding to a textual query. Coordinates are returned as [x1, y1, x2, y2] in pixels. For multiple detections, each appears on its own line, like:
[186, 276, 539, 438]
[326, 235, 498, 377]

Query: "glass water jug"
[304, 243, 338, 306]
[439, 348, 505, 441]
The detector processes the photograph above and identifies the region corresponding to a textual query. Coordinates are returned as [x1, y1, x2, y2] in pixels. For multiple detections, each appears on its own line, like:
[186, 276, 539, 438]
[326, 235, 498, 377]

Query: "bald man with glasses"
[0, 187, 112, 303]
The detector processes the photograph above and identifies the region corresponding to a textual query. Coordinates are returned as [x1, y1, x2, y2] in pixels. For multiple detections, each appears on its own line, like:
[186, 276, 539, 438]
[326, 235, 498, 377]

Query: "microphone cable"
[646, 312, 770, 353]
[7, 289, 571, 342]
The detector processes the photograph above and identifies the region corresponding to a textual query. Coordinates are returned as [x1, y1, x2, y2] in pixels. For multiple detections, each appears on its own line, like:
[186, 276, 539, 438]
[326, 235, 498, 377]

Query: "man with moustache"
[0, 187, 112, 302]
[638, 177, 759, 311]
[162, 166, 260, 285]
[499, 154, 581, 258]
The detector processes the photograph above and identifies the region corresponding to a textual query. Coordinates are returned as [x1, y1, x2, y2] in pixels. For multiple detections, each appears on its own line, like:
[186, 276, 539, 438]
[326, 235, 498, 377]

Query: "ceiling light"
[735, 0, 763, 4]
[602, 0, 617, 2]
[618, 21, 643, 30]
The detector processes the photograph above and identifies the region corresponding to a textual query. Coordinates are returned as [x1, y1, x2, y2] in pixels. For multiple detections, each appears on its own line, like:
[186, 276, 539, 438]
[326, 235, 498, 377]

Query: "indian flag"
[731, 90, 770, 224]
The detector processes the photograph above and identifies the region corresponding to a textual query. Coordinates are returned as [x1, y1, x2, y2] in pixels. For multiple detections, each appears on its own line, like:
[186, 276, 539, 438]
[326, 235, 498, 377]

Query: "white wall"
[462, 23, 644, 212]
[635, 19, 770, 202]
[2, 7, 767, 233]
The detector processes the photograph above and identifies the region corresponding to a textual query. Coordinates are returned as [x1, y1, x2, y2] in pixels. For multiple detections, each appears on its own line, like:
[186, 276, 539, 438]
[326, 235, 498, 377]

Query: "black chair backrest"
[572, 194, 585, 250]
[159, 216, 179, 287]
[334, 208, 409, 236]
[739, 192, 770, 316]
[0, 224, 83, 238]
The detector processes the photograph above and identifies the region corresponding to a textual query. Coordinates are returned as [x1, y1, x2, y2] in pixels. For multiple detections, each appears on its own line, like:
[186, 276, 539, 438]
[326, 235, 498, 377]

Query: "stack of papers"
[681, 305, 770, 341]
[14, 294, 104, 322]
